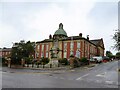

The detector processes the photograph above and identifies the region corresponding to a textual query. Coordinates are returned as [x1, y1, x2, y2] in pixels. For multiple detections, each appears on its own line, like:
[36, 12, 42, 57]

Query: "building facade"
[0, 48, 12, 58]
[35, 23, 105, 60]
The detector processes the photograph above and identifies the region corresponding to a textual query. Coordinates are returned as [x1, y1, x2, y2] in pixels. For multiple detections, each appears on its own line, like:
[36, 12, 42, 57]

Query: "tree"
[106, 51, 112, 56]
[11, 40, 35, 65]
[116, 52, 120, 59]
[106, 51, 114, 58]
[113, 29, 120, 51]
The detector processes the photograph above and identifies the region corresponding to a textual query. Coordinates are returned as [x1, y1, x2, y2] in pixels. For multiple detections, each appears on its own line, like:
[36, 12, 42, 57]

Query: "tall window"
[77, 42, 80, 49]
[70, 42, 74, 50]
[64, 42, 67, 51]
[42, 44, 44, 51]
[63, 42, 67, 58]
[46, 52, 48, 58]
[36, 53, 39, 58]
[70, 50, 74, 55]
[37, 45, 40, 50]
[46, 44, 48, 51]
[64, 51, 67, 58]
[41, 44, 44, 57]
[75, 50, 80, 58]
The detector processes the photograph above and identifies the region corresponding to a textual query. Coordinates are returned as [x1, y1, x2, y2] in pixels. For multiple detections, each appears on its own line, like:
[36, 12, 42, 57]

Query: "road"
[2, 60, 119, 88]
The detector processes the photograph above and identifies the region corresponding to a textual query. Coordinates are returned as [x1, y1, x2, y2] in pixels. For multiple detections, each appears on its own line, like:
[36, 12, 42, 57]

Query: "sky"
[0, 0, 119, 55]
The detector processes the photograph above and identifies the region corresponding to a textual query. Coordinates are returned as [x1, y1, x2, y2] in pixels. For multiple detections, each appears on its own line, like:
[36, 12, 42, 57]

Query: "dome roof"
[54, 23, 67, 37]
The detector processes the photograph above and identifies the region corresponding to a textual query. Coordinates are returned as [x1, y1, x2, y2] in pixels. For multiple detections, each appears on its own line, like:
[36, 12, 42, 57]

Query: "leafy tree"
[106, 51, 114, 58]
[1, 57, 7, 66]
[113, 29, 120, 51]
[106, 51, 112, 56]
[116, 52, 120, 59]
[11, 40, 35, 65]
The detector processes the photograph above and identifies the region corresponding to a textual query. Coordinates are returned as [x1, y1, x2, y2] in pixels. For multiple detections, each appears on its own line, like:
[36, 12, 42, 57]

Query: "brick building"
[35, 23, 105, 60]
[0, 48, 12, 58]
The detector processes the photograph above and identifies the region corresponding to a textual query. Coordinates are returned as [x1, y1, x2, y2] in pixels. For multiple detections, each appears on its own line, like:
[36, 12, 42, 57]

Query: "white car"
[90, 56, 103, 63]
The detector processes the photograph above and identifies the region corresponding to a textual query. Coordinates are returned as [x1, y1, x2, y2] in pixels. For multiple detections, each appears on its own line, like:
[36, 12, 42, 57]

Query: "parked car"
[90, 56, 103, 63]
[102, 56, 110, 63]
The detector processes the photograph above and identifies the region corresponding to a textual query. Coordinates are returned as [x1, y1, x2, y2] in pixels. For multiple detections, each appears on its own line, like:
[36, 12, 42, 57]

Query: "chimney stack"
[49, 34, 52, 39]
[87, 35, 89, 40]
[79, 33, 82, 37]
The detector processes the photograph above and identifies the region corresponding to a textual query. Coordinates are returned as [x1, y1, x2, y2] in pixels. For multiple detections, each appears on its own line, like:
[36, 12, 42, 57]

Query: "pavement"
[2, 63, 97, 74]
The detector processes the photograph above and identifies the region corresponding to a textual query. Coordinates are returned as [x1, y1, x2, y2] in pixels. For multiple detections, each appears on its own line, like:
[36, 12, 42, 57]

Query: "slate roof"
[1, 48, 12, 52]
[36, 36, 97, 47]
[36, 39, 53, 43]
[90, 39, 104, 49]
[90, 39, 102, 46]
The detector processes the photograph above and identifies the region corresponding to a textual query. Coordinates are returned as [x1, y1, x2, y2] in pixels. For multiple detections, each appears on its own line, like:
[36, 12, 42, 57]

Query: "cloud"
[0, 23, 20, 47]
[1, 0, 119, 3]
[21, 2, 95, 41]
[0, 1, 118, 55]
[21, 3, 65, 41]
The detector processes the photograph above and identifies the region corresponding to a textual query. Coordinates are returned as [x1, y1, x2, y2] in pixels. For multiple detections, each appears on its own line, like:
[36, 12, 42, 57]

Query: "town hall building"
[35, 23, 104, 60]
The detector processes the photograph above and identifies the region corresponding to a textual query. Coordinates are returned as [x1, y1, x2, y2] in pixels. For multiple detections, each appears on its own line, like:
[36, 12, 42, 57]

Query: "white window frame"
[46, 44, 48, 51]
[64, 51, 67, 58]
[64, 42, 67, 49]
[77, 42, 80, 49]
[70, 42, 74, 49]
[37, 45, 40, 50]
[42, 44, 44, 51]
[46, 52, 48, 58]
[70, 50, 74, 55]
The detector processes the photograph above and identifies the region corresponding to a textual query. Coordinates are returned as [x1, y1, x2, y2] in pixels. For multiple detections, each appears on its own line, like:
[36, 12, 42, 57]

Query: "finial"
[59, 23, 63, 29]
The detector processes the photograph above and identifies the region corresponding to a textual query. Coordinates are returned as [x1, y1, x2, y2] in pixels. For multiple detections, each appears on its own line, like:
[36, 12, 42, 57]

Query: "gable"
[98, 39, 104, 49]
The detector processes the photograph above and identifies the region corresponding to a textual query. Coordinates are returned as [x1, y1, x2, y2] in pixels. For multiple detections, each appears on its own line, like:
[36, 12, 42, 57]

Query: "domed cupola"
[53, 23, 67, 39]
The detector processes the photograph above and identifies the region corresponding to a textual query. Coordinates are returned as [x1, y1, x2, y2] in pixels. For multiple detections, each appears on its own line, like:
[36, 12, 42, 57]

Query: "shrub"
[70, 54, 74, 57]
[11, 58, 21, 65]
[35, 60, 41, 65]
[81, 57, 87, 63]
[80, 57, 89, 65]
[1, 57, 7, 66]
[58, 58, 68, 65]
[40, 57, 50, 65]
[24, 57, 31, 64]
[73, 57, 80, 67]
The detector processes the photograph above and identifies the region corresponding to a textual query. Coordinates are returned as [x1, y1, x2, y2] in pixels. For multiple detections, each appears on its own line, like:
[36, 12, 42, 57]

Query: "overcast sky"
[0, 0, 119, 55]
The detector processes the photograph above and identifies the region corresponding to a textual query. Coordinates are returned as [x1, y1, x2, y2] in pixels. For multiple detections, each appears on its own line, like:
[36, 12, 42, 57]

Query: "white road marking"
[105, 81, 114, 85]
[70, 70, 75, 71]
[96, 72, 106, 77]
[76, 74, 89, 80]
[96, 74, 104, 77]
